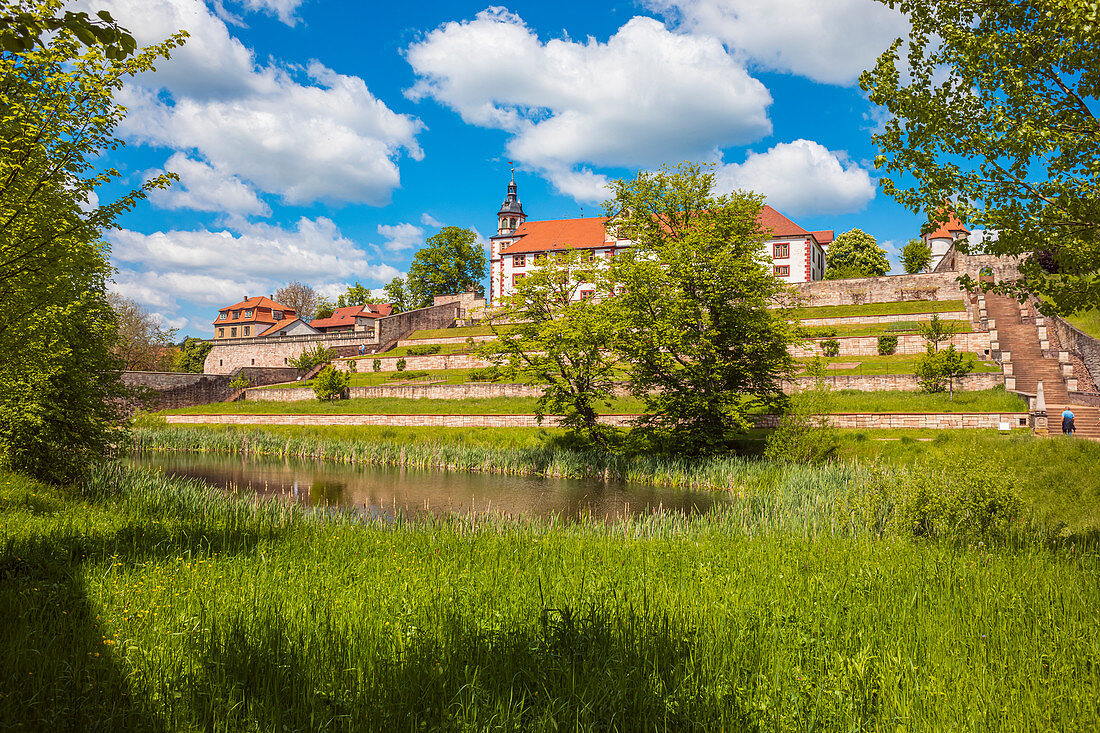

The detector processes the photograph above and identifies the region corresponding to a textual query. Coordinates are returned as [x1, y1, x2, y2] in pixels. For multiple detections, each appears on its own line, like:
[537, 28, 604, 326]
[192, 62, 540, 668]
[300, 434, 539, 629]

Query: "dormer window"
[232, 310, 240, 318]
[219, 312, 227, 319]
[273, 311, 283, 320]
[244, 309, 253, 318]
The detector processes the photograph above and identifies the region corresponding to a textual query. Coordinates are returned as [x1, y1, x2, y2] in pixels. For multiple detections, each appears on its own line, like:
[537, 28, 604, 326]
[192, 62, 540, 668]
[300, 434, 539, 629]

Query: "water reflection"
[130, 452, 722, 522]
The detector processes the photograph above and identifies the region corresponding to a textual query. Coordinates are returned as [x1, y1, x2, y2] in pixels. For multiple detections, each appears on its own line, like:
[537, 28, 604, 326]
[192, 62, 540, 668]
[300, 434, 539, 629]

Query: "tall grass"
[2, 463, 1098, 730]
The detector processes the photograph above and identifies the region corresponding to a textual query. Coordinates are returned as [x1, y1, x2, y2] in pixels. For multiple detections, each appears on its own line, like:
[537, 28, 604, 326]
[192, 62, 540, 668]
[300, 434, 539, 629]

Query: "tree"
[383, 276, 411, 314]
[274, 281, 316, 321]
[861, 0, 1100, 313]
[916, 344, 973, 400]
[313, 296, 335, 320]
[107, 293, 177, 371]
[1, 4, 137, 58]
[0, 4, 183, 483]
[605, 163, 798, 455]
[918, 313, 958, 351]
[483, 247, 621, 447]
[335, 282, 380, 308]
[824, 228, 891, 279]
[174, 337, 213, 373]
[289, 344, 335, 371]
[312, 366, 349, 401]
[902, 238, 933, 274]
[405, 227, 486, 310]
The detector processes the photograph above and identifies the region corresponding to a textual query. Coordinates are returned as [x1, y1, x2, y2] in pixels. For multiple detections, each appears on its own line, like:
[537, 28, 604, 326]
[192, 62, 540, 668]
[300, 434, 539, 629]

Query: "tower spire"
[497, 164, 526, 235]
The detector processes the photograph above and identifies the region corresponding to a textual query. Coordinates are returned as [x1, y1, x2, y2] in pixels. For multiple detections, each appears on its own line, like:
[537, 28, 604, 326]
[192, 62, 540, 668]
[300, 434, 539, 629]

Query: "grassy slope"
[1065, 309, 1100, 340]
[2, 463, 1098, 729]
[793, 299, 966, 319]
[797, 354, 1002, 376]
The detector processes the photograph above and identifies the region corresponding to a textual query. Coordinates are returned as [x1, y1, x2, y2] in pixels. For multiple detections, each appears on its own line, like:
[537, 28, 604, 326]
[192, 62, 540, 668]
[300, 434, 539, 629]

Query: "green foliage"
[312, 366, 350, 401]
[0, 3, 138, 59]
[227, 374, 251, 392]
[383, 277, 411, 314]
[406, 344, 442, 356]
[288, 344, 335, 371]
[918, 313, 959, 351]
[820, 338, 840, 357]
[853, 459, 1024, 543]
[313, 297, 335, 320]
[605, 163, 797, 454]
[335, 282, 378, 309]
[797, 325, 838, 338]
[861, 0, 1100, 313]
[395, 358, 406, 372]
[404, 227, 486, 310]
[107, 292, 177, 370]
[388, 369, 429, 380]
[764, 356, 837, 464]
[877, 334, 899, 355]
[372, 358, 381, 373]
[824, 228, 891, 279]
[0, 7, 184, 483]
[466, 366, 502, 382]
[345, 359, 357, 373]
[901, 238, 933, 274]
[174, 337, 213, 373]
[916, 344, 974, 399]
[483, 246, 620, 447]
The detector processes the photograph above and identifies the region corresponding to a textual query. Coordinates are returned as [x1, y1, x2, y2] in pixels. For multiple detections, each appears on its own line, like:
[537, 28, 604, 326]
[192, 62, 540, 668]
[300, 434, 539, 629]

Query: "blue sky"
[88, 0, 924, 338]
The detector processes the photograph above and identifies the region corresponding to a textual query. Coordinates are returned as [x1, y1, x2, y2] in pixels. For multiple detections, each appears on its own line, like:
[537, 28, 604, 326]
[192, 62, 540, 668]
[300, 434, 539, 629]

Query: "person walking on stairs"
[1062, 408, 1076, 435]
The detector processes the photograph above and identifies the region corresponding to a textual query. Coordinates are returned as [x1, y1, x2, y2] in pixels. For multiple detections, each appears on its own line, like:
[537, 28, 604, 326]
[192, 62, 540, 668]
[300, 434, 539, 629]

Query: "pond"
[130, 452, 724, 522]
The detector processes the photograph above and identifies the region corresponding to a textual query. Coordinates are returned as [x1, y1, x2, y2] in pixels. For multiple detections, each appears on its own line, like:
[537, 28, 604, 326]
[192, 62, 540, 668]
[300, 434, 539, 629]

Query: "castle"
[488, 172, 835, 302]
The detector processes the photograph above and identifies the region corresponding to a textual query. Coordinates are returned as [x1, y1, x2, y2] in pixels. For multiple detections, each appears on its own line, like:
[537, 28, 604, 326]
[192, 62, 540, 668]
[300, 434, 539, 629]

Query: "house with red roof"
[488, 172, 832, 302]
[212, 296, 299, 340]
[310, 303, 393, 337]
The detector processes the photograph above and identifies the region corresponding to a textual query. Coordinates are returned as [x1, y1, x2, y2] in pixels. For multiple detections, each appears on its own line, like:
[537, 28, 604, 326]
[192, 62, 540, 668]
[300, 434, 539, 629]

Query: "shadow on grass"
[0, 519, 284, 732]
[176, 605, 761, 731]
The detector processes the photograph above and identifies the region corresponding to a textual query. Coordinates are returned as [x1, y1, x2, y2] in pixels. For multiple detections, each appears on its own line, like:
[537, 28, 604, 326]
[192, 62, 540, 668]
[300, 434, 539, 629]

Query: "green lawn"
[793, 299, 967, 319]
[801, 319, 972, 338]
[1065, 309, 1100, 340]
[798, 387, 1026, 413]
[405, 324, 520, 340]
[4, 459, 1098, 729]
[161, 395, 649, 415]
[349, 341, 475, 359]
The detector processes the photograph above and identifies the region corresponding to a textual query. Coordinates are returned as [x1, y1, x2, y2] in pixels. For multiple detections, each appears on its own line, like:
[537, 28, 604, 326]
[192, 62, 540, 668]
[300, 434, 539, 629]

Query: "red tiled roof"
[810, 230, 835, 245]
[499, 217, 611, 254]
[498, 206, 816, 255]
[310, 305, 374, 330]
[213, 295, 296, 326]
[364, 302, 393, 317]
[926, 211, 970, 240]
[257, 317, 314, 337]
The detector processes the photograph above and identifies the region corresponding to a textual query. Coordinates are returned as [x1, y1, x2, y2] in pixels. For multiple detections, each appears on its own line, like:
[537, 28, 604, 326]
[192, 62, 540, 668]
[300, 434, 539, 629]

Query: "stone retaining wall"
[790, 271, 965, 307]
[124, 367, 301, 410]
[1048, 315, 1100, 393]
[165, 411, 1028, 430]
[337, 353, 492, 372]
[792, 332, 991, 357]
[782, 372, 1002, 393]
[797, 311, 969, 327]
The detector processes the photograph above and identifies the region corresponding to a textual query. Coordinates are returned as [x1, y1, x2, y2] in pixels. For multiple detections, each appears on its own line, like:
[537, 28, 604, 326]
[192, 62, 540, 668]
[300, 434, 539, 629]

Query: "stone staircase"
[983, 293, 1100, 440]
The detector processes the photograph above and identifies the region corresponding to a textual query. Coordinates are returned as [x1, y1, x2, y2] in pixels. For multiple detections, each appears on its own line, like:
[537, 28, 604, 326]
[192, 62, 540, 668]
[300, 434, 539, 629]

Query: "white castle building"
[488, 173, 834, 303]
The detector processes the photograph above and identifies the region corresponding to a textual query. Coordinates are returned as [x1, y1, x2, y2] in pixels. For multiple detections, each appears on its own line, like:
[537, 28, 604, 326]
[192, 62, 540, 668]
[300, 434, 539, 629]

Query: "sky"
[83, 0, 928, 338]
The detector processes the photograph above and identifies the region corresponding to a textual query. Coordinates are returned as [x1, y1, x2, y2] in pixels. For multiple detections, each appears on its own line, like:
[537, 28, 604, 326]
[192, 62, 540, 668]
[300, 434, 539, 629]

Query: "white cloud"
[377, 222, 424, 252]
[647, 0, 909, 86]
[86, 0, 422, 206]
[149, 153, 270, 217]
[234, 0, 306, 26]
[714, 139, 876, 216]
[420, 212, 444, 228]
[406, 9, 772, 202]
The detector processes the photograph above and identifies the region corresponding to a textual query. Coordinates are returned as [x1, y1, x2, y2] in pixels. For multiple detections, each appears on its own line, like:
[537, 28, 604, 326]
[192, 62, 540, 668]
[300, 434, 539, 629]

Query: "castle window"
[509, 217, 516, 228]
[230, 327, 237, 337]
[605, 250, 614, 260]
[219, 312, 227, 319]
[244, 309, 253, 317]
[512, 274, 525, 286]
[580, 290, 595, 300]
[586, 250, 595, 262]
[218, 328, 224, 338]
[243, 326, 250, 336]
[533, 253, 545, 264]
[774, 265, 790, 277]
[773, 243, 789, 259]
[514, 254, 526, 267]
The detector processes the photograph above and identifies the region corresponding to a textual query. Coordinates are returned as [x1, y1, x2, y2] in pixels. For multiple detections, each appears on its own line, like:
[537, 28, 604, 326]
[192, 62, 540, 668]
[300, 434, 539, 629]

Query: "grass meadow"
[3, 452, 1099, 731]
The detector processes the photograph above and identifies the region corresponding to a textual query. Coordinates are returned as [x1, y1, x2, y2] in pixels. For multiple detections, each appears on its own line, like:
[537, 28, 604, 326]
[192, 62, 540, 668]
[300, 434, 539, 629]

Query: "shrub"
[388, 369, 430, 381]
[466, 366, 502, 382]
[797, 325, 838, 338]
[346, 359, 357, 373]
[877, 334, 898, 355]
[289, 344, 335, 371]
[227, 374, 251, 392]
[406, 344, 442, 356]
[312, 365, 350, 401]
[372, 359, 381, 373]
[396, 358, 407, 372]
[821, 339, 840, 357]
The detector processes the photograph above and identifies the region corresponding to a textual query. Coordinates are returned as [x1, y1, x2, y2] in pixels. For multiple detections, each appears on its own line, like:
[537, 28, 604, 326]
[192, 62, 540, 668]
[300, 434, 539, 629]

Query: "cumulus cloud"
[714, 139, 876, 216]
[377, 222, 425, 252]
[647, 0, 909, 86]
[148, 153, 270, 217]
[420, 212, 444, 228]
[234, 0, 306, 26]
[406, 9, 771, 202]
[86, 0, 422, 206]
